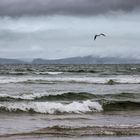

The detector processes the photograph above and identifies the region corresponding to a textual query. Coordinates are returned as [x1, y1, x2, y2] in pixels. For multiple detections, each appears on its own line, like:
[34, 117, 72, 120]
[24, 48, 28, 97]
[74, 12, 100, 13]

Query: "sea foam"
[0, 75, 140, 84]
[0, 100, 103, 114]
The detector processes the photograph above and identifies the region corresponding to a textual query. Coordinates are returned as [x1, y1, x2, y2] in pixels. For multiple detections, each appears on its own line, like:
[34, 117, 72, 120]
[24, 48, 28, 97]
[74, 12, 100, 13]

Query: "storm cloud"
[0, 13, 140, 59]
[0, 0, 140, 59]
[0, 0, 140, 16]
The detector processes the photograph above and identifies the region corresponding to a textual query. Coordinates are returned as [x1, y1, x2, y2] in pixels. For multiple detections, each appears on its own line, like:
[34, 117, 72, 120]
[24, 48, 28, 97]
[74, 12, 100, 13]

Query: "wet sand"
[1, 136, 140, 140]
[1, 125, 140, 140]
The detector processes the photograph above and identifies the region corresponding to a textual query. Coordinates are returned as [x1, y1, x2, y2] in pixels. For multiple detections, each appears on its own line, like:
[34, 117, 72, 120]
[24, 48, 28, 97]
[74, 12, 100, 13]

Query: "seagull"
[94, 33, 106, 40]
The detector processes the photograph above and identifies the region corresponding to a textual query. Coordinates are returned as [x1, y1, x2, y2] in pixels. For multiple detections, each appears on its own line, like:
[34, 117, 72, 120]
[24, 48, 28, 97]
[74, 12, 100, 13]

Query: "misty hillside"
[0, 58, 25, 64]
[0, 56, 140, 64]
[32, 56, 140, 64]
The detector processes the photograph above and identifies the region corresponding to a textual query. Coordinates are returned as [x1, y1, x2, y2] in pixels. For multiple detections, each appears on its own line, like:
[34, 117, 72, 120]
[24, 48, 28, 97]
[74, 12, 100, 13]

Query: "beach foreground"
[1, 125, 140, 138]
[1, 135, 140, 140]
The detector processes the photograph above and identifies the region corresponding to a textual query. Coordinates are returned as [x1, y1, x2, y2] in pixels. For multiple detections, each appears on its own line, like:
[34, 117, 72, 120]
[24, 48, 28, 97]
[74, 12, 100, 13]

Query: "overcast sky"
[0, 0, 140, 59]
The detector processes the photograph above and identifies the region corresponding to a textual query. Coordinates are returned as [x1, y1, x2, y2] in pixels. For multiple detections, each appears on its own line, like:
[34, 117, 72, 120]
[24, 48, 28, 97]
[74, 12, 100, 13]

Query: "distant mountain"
[0, 56, 139, 64]
[0, 58, 26, 64]
[32, 56, 140, 64]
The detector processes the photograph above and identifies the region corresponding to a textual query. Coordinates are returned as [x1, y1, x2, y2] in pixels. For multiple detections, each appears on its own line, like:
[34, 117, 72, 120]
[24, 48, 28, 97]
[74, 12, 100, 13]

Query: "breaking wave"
[0, 99, 140, 114]
[0, 100, 103, 114]
[1, 75, 140, 84]
[34, 72, 64, 75]
[0, 71, 64, 76]
[0, 92, 140, 114]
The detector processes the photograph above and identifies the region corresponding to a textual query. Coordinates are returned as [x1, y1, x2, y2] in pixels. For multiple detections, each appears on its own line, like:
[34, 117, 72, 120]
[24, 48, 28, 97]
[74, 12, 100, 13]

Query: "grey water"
[0, 64, 140, 139]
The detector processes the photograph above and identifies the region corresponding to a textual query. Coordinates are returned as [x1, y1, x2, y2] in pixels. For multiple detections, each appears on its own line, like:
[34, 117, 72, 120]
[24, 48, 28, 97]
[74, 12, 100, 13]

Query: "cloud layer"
[0, 14, 140, 59]
[0, 0, 140, 59]
[0, 0, 140, 16]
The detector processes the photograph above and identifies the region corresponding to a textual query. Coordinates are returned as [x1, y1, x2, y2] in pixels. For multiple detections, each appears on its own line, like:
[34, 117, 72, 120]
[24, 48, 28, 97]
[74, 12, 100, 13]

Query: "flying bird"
[94, 33, 106, 40]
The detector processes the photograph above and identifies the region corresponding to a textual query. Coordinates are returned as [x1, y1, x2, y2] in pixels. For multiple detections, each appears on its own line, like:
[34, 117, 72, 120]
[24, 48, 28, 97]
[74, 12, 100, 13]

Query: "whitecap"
[0, 100, 103, 114]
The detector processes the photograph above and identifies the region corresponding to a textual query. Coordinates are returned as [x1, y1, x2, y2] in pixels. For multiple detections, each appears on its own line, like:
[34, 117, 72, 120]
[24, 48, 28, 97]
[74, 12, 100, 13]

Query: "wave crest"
[0, 92, 140, 101]
[1, 76, 140, 84]
[0, 100, 103, 114]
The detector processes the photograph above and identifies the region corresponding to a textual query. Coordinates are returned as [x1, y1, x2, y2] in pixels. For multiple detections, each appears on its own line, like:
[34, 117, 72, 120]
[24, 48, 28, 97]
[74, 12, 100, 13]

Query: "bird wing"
[100, 33, 106, 36]
[94, 35, 97, 40]
[94, 35, 100, 40]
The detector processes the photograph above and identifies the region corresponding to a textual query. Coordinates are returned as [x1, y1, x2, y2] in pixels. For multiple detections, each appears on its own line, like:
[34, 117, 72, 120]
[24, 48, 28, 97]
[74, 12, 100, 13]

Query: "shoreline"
[1, 126, 140, 138]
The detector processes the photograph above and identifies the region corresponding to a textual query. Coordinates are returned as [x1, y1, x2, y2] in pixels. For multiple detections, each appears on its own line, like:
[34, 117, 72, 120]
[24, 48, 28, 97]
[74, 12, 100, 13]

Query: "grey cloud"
[0, 14, 140, 59]
[0, 0, 140, 16]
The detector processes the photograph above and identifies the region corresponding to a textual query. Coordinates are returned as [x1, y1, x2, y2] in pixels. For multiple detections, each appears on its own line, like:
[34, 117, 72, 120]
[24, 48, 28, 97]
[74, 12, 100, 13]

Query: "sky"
[0, 0, 140, 59]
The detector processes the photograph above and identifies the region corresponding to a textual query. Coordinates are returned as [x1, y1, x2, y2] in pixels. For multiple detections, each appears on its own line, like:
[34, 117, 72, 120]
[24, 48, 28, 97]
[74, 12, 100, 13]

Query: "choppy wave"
[0, 72, 29, 75]
[0, 92, 140, 114]
[103, 101, 140, 111]
[0, 100, 103, 114]
[0, 92, 139, 101]
[0, 98, 140, 114]
[1, 75, 140, 84]
[34, 72, 64, 75]
[0, 71, 64, 76]
[0, 100, 139, 114]
[0, 92, 97, 101]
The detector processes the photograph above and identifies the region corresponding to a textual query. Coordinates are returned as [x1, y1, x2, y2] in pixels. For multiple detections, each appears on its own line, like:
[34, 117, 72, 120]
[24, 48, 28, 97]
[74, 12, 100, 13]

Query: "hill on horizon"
[0, 56, 140, 64]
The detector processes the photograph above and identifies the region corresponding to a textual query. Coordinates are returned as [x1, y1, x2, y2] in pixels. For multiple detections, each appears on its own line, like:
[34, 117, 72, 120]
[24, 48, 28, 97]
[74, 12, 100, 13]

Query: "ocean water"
[0, 64, 140, 139]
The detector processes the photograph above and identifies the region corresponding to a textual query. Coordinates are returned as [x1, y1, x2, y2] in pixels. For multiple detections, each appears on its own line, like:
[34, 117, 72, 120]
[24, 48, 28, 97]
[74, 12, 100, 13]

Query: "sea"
[0, 64, 140, 140]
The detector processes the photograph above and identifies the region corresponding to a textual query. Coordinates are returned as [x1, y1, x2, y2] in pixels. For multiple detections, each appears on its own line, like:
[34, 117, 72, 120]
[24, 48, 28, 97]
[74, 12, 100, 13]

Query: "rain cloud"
[0, 0, 140, 16]
[0, 0, 140, 59]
